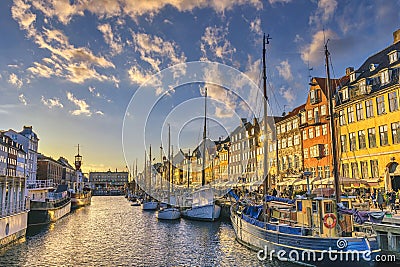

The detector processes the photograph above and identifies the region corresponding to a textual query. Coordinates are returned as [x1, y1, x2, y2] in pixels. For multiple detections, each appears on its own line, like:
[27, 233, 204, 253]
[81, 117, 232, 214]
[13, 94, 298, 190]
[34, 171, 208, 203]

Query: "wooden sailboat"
[181, 87, 221, 221]
[157, 124, 181, 220]
[230, 34, 380, 266]
[70, 145, 92, 209]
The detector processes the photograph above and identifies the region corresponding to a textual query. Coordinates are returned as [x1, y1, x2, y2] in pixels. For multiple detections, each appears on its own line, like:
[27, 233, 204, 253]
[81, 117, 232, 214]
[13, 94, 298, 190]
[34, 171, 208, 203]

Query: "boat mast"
[324, 42, 341, 203]
[168, 124, 171, 204]
[149, 145, 152, 198]
[187, 149, 191, 188]
[202, 87, 207, 187]
[263, 34, 270, 192]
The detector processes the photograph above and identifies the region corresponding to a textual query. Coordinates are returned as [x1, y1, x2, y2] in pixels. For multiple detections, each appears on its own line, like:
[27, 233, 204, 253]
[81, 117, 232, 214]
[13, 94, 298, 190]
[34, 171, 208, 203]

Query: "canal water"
[0, 196, 294, 267]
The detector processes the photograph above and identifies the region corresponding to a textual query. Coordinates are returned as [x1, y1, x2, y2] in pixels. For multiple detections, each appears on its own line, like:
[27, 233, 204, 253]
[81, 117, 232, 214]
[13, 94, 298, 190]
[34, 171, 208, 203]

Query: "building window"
[379, 125, 388, 146]
[324, 166, 330, 178]
[376, 96, 386, 115]
[287, 122, 292, 131]
[389, 51, 399, 64]
[370, 160, 379, 178]
[322, 124, 327, 135]
[281, 125, 286, 133]
[392, 122, 400, 144]
[303, 130, 307, 140]
[347, 106, 355, 123]
[294, 134, 300, 145]
[368, 128, 377, 148]
[300, 112, 306, 124]
[288, 137, 293, 147]
[320, 105, 326, 116]
[315, 126, 320, 137]
[365, 99, 374, 118]
[360, 161, 368, 179]
[282, 138, 287, 148]
[351, 162, 359, 178]
[358, 130, 366, 149]
[324, 144, 329, 156]
[308, 128, 314, 139]
[356, 103, 364, 120]
[293, 119, 298, 129]
[381, 70, 389, 85]
[342, 163, 349, 178]
[342, 88, 349, 100]
[340, 135, 347, 152]
[389, 91, 399, 112]
[294, 155, 299, 169]
[308, 110, 313, 121]
[339, 110, 346, 125]
[349, 132, 356, 151]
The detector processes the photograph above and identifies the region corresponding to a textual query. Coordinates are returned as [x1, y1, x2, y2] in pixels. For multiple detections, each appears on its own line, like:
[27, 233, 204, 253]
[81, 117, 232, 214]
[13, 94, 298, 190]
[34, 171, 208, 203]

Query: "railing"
[27, 179, 54, 189]
[0, 200, 27, 218]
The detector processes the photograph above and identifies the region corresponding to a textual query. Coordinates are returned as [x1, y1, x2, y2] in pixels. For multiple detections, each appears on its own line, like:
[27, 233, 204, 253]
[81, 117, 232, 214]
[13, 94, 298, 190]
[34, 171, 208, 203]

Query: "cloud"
[97, 23, 123, 55]
[249, 18, 262, 36]
[41, 96, 64, 108]
[268, 0, 292, 4]
[18, 94, 27, 105]
[95, 110, 104, 115]
[276, 60, 293, 81]
[11, 0, 36, 36]
[300, 29, 336, 65]
[309, 0, 338, 27]
[128, 65, 154, 85]
[279, 86, 295, 104]
[131, 32, 186, 72]
[294, 34, 303, 43]
[66, 92, 92, 116]
[200, 25, 236, 63]
[8, 73, 23, 88]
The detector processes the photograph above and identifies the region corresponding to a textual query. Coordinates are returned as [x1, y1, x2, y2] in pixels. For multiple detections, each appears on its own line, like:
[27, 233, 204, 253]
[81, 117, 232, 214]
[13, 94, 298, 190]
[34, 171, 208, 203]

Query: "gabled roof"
[279, 104, 306, 122]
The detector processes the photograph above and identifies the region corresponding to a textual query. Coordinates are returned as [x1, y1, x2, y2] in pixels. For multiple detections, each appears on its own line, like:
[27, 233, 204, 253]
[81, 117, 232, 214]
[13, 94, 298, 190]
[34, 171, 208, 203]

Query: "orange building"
[299, 77, 346, 188]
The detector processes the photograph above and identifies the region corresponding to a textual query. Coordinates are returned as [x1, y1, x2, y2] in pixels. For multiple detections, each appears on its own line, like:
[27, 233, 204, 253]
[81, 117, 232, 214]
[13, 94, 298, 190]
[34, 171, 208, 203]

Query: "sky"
[0, 0, 399, 173]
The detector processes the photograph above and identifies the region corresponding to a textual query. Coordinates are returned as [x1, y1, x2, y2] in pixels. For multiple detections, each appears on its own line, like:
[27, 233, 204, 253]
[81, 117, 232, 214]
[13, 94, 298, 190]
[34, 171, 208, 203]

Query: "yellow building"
[336, 30, 400, 191]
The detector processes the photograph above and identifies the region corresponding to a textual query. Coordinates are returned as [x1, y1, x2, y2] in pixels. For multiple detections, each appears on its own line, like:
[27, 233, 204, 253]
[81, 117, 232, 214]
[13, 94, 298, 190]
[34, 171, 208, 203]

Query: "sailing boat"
[142, 145, 158, 210]
[70, 144, 91, 209]
[181, 87, 221, 221]
[230, 34, 380, 266]
[157, 124, 181, 220]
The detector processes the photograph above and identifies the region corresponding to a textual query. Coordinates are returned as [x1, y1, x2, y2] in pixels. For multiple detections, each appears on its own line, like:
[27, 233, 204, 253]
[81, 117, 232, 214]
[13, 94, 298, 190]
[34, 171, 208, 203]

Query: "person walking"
[389, 190, 397, 214]
[377, 190, 384, 211]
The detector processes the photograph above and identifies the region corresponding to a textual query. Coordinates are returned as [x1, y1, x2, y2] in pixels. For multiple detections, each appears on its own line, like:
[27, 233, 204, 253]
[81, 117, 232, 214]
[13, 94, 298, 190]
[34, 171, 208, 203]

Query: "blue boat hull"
[230, 211, 380, 266]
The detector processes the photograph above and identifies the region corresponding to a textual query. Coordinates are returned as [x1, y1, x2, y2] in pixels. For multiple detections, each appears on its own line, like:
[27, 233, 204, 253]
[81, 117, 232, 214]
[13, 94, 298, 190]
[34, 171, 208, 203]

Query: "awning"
[312, 177, 333, 185]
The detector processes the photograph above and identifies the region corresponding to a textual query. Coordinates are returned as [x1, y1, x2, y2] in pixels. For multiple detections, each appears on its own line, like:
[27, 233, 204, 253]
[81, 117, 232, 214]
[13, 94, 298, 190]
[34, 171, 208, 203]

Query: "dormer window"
[359, 79, 366, 94]
[342, 87, 349, 101]
[310, 89, 320, 104]
[369, 64, 378, 72]
[381, 69, 390, 85]
[388, 50, 399, 64]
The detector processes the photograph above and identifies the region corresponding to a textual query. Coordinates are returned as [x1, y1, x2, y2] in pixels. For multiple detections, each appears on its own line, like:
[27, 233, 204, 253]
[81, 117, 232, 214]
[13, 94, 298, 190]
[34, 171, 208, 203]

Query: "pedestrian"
[371, 192, 377, 209]
[377, 190, 384, 211]
[389, 190, 397, 214]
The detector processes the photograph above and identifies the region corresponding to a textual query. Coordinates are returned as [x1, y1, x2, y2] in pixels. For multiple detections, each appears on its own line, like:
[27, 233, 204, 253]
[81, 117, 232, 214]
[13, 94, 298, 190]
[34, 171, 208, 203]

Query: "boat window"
[297, 201, 302, 212]
[324, 202, 332, 213]
[312, 201, 317, 213]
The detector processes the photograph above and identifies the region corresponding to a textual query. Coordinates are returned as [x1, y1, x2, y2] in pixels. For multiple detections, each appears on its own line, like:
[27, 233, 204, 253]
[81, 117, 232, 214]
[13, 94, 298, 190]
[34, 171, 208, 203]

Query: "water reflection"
[0, 196, 295, 267]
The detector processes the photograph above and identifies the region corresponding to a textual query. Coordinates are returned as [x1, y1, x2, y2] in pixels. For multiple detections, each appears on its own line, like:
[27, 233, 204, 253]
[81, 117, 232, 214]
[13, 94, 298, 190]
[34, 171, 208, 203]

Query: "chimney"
[393, 29, 400, 44]
[240, 118, 247, 126]
[345, 67, 354, 76]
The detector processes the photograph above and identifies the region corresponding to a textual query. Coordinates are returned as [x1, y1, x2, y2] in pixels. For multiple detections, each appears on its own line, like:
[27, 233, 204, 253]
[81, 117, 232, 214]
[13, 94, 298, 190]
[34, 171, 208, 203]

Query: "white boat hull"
[157, 208, 181, 220]
[0, 211, 28, 248]
[182, 204, 221, 221]
[142, 201, 158, 210]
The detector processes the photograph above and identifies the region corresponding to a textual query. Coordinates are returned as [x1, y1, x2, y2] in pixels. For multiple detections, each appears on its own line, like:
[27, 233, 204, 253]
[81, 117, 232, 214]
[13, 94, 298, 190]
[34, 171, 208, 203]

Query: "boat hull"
[142, 201, 158, 210]
[230, 210, 379, 266]
[28, 200, 71, 225]
[0, 211, 28, 248]
[157, 208, 181, 220]
[182, 204, 221, 221]
[71, 192, 92, 209]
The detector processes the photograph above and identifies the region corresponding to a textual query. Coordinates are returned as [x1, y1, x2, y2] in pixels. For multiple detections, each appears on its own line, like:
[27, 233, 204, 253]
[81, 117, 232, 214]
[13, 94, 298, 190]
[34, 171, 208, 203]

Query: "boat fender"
[323, 213, 337, 229]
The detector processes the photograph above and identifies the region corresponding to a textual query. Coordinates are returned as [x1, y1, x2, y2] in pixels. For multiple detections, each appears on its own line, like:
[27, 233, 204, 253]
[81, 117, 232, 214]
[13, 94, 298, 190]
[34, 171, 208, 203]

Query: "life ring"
[323, 213, 337, 229]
